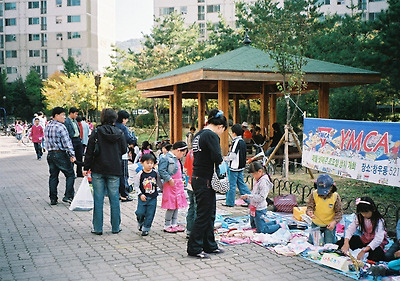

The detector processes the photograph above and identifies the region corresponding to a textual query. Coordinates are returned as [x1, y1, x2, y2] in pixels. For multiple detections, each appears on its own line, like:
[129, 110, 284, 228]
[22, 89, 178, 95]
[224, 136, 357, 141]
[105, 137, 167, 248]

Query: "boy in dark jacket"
[223, 124, 251, 207]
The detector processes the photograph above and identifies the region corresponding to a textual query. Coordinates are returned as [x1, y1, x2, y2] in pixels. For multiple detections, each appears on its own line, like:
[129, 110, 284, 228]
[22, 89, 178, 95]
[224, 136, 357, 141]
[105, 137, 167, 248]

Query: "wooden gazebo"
[136, 45, 380, 154]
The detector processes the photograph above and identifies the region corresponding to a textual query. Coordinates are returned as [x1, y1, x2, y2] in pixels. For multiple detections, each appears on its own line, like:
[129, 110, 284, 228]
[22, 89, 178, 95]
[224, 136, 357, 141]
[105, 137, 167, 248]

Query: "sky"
[115, 0, 154, 42]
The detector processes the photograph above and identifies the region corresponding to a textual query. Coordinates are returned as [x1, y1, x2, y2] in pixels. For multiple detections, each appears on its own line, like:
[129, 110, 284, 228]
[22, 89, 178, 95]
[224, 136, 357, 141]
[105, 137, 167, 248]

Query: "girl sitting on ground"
[306, 174, 343, 245]
[337, 196, 388, 262]
[158, 141, 188, 233]
[241, 162, 280, 234]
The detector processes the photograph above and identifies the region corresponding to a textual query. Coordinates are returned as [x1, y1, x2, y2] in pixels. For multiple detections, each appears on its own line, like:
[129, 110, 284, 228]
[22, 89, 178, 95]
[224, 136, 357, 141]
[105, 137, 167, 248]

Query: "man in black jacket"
[64, 107, 83, 177]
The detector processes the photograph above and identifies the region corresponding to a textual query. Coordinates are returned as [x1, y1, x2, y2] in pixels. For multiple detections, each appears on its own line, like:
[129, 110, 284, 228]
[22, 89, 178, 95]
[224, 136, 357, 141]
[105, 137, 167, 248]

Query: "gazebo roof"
[136, 45, 380, 97]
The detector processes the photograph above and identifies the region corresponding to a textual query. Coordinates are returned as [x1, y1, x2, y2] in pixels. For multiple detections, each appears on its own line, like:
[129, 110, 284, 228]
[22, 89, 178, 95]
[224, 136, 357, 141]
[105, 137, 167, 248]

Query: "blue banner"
[302, 118, 400, 187]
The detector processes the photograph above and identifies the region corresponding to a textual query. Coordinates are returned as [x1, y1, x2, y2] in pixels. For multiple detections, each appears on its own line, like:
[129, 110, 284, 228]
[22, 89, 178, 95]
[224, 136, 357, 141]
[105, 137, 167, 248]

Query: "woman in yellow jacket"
[306, 174, 343, 244]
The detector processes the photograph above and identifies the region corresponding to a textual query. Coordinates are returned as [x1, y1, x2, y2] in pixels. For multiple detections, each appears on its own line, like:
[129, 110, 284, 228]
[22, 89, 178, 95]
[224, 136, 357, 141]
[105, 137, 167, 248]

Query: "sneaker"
[174, 225, 185, 232]
[206, 248, 225, 254]
[50, 199, 57, 205]
[141, 231, 149, 236]
[91, 230, 102, 235]
[62, 197, 72, 204]
[137, 223, 143, 231]
[163, 226, 177, 233]
[188, 251, 210, 259]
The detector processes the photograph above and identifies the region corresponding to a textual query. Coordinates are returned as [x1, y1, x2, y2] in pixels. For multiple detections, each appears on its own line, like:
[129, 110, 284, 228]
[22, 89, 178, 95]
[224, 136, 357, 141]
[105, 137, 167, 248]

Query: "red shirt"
[29, 125, 44, 143]
[184, 149, 194, 184]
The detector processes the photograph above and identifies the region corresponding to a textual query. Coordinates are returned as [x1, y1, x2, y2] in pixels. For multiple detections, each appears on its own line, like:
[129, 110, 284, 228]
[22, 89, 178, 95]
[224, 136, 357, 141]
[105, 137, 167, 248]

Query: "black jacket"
[84, 125, 127, 176]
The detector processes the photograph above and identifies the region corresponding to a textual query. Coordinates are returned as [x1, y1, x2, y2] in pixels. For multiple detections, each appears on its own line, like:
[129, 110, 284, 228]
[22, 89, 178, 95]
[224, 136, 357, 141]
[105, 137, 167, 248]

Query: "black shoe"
[188, 252, 210, 259]
[141, 231, 149, 236]
[50, 199, 57, 205]
[206, 248, 225, 254]
[112, 229, 122, 234]
[222, 203, 234, 207]
[62, 197, 72, 204]
[91, 230, 102, 235]
[241, 203, 249, 207]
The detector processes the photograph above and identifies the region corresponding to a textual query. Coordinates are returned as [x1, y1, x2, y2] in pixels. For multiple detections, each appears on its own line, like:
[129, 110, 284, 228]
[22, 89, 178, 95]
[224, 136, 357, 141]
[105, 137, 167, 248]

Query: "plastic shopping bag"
[69, 176, 93, 211]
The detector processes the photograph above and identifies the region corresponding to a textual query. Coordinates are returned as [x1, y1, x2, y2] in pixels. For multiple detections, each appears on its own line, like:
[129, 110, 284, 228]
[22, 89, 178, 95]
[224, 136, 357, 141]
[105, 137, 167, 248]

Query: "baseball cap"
[242, 122, 248, 127]
[316, 174, 334, 196]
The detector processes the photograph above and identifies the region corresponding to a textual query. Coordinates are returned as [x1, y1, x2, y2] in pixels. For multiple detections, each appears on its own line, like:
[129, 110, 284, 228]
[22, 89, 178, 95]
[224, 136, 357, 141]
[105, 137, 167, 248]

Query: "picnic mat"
[214, 211, 400, 281]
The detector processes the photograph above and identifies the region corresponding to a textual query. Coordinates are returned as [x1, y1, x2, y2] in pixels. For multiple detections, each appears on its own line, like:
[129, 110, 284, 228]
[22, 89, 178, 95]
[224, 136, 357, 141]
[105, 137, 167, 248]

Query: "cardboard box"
[320, 253, 349, 272]
[293, 206, 307, 221]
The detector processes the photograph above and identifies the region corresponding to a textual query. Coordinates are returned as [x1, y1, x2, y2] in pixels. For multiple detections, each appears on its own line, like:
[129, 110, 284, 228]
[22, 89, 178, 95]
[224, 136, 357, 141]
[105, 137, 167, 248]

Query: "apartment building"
[0, 0, 115, 81]
[154, 0, 388, 39]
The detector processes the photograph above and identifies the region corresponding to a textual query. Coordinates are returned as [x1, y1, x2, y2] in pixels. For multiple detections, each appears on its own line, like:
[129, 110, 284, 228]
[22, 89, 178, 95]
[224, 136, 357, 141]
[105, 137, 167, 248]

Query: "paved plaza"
[0, 135, 352, 281]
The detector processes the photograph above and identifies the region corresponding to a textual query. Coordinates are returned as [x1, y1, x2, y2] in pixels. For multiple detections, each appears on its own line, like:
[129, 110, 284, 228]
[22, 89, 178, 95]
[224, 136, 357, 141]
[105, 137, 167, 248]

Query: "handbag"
[211, 168, 230, 194]
[273, 194, 298, 213]
[69, 176, 94, 211]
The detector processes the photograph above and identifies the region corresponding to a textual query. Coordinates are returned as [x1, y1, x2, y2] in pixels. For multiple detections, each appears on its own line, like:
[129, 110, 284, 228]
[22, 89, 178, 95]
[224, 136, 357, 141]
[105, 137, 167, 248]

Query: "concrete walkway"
[0, 135, 352, 281]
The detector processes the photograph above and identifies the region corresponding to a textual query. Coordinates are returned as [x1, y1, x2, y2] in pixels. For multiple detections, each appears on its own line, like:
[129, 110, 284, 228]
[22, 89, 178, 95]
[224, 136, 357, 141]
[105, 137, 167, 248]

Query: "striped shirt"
[45, 120, 75, 157]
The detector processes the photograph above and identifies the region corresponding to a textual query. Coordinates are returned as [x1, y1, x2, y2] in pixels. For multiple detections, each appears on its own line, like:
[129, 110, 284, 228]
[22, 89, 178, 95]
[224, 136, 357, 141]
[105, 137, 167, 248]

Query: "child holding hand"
[158, 141, 188, 233]
[306, 174, 343, 244]
[134, 153, 162, 236]
[241, 162, 280, 234]
[337, 196, 388, 262]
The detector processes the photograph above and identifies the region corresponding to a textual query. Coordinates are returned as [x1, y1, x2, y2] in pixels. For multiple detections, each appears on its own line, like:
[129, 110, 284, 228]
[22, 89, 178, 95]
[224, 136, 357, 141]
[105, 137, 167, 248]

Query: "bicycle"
[245, 141, 275, 176]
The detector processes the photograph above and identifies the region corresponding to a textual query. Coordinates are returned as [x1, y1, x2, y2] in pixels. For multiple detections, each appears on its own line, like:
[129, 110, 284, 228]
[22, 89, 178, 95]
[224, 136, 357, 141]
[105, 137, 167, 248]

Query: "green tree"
[25, 69, 44, 114]
[62, 56, 89, 77]
[0, 71, 8, 110]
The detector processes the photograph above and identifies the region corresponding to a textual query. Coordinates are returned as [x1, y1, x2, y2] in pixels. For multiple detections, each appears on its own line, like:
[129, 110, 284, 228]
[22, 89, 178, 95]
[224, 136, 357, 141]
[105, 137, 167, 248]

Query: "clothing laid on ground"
[84, 124, 127, 233]
[187, 128, 223, 256]
[45, 120, 75, 202]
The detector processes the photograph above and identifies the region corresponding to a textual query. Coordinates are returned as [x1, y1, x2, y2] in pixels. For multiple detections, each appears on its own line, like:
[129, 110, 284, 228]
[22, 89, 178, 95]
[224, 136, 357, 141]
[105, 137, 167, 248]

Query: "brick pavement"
[0, 135, 353, 281]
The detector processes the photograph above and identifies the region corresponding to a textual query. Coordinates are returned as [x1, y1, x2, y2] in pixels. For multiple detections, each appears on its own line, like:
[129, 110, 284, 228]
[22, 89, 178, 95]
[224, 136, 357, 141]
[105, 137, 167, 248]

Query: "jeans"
[92, 173, 121, 233]
[47, 151, 75, 201]
[186, 189, 197, 234]
[187, 175, 218, 255]
[226, 170, 251, 206]
[308, 222, 337, 244]
[119, 159, 129, 198]
[34, 142, 43, 159]
[72, 137, 83, 177]
[386, 240, 400, 261]
[251, 208, 280, 234]
[135, 196, 157, 231]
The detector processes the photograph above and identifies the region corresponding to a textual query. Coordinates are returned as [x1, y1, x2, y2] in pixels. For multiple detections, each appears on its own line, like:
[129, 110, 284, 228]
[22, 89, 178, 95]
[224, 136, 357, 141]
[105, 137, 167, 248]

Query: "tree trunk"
[246, 99, 251, 123]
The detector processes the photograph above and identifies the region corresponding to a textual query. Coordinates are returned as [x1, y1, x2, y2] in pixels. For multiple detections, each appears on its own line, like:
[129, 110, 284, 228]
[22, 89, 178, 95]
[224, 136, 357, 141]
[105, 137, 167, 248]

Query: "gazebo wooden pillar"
[197, 93, 206, 130]
[218, 80, 229, 155]
[232, 95, 240, 125]
[261, 83, 270, 138]
[268, 94, 277, 138]
[173, 85, 183, 142]
[319, 83, 330, 118]
[169, 95, 174, 143]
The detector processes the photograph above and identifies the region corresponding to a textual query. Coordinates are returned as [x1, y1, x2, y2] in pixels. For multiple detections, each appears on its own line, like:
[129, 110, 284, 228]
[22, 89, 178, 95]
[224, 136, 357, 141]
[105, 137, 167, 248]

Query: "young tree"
[25, 69, 44, 115]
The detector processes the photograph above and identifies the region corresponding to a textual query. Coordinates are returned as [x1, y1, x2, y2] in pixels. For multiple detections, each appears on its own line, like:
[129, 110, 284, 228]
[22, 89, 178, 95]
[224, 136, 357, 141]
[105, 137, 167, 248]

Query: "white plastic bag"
[69, 176, 93, 211]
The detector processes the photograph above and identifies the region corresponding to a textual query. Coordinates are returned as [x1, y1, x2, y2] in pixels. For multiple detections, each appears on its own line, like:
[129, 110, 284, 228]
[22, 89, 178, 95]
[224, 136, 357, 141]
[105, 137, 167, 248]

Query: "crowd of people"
[13, 106, 400, 271]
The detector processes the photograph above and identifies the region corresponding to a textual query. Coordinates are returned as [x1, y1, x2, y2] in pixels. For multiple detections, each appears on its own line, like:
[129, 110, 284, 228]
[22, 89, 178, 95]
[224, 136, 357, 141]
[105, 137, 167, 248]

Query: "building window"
[5, 3, 16, 10]
[198, 6, 205, 20]
[0, 51, 4, 64]
[0, 4, 3, 17]
[56, 49, 62, 57]
[41, 33, 47, 46]
[41, 17, 47, 30]
[29, 17, 40, 25]
[67, 0, 80, 6]
[31, 65, 41, 74]
[198, 0, 205, 2]
[41, 66, 48, 79]
[29, 34, 40, 41]
[29, 50, 40, 57]
[41, 49, 47, 63]
[337, 0, 345, 4]
[56, 0, 62, 7]
[28, 1, 40, 9]
[358, 0, 367, 9]
[160, 7, 174, 15]
[67, 31, 81, 39]
[7, 67, 18, 74]
[5, 18, 17, 26]
[369, 12, 380, 20]
[0, 36, 3, 48]
[56, 33, 63, 40]
[0, 19, 3, 32]
[56, 16, 62, 24]
[199, 23, 205, 38]
[68, 48, 81, 56]
[67, 15, 81, 23]
[6, 50, 17, 58]
[180, 6, 187, 15]
[41, 1, 47, 14]
[207, 5, 220, 13]
[5, 34, 16, 42]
